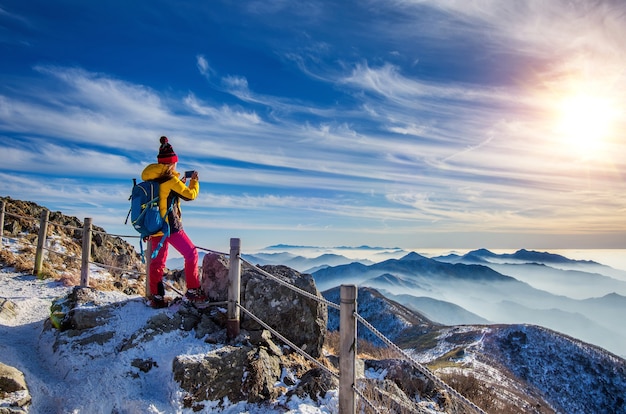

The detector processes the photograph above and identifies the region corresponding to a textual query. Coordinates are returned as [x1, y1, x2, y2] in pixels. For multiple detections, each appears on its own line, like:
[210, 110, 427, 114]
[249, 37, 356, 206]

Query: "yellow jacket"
[141, 163, 199, 234]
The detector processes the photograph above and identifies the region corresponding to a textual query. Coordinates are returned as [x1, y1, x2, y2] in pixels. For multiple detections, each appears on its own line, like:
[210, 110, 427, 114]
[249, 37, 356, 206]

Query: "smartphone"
[184, 170, 195, 179]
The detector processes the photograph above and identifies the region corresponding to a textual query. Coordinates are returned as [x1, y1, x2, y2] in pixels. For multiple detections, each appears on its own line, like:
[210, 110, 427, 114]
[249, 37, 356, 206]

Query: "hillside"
[323, 286, 626, 414]
[2, 198, 626, 413]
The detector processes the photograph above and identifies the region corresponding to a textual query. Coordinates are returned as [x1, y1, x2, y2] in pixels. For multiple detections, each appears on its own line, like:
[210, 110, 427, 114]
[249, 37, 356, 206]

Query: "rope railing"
[196, 245, 229, 257]
[3, 210, 40, 222]
[93, 227, 140, 239]
[354, 312, 486, 414]
[42, 246, 79, 261]
[1, 200, 485, 413]
[8, 234, 145, 278]
[88, 260, 144, 276]
[238, 258, 403, 413]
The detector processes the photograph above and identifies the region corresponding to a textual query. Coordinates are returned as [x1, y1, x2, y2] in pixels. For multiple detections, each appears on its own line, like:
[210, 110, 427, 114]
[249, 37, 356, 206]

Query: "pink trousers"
[149, 229, 199, 295]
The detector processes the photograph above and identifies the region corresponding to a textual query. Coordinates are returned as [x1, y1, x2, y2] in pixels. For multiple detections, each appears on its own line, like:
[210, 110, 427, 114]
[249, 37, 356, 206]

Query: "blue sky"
[1, 0, 625, 253]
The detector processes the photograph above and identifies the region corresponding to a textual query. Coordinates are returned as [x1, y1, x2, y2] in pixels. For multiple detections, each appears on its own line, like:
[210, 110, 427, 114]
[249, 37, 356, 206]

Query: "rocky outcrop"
[172, 330, 337, 410]
[173, 343, 284, 409]
[48, 287, 119, 350]
[1, 196, 143, 285]
[202, 255, 327, 358]
[0, 362, 31, 413]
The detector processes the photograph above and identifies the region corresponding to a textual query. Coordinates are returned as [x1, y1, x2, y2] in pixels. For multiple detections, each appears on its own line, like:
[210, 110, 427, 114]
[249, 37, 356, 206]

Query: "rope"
[92, 228, 139, 239]
[237, 303, 339, 381]
[196, 245, 229, 257]
[52, 223, 83, 231]
[88, 261, 144, 275]
[354, 313, 486, 414]
[239, 256, 341, 311]
[3, 211, 38, 222]
[41, 246, 80, 261]
[353, 384, 383, 414]
[4, 208, 138, 238]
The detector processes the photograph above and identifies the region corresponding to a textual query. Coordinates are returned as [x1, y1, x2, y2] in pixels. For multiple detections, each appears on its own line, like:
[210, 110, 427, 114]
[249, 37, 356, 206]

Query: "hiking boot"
[185, 288, 207, 303]
[148, 294, 168, 309]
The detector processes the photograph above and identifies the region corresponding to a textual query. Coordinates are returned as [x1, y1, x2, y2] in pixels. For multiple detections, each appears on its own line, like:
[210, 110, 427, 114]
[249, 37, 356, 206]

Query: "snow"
[3, 232, 626, 413]
[0, 266, 337, 413]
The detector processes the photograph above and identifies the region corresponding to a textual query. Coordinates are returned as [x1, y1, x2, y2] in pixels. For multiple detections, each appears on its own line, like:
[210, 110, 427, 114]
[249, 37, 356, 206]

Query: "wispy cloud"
[1, 0, 625, 249]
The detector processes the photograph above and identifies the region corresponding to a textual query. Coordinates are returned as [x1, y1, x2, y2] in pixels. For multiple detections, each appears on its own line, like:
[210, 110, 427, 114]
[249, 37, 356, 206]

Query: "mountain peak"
[399, 251, 428, 261]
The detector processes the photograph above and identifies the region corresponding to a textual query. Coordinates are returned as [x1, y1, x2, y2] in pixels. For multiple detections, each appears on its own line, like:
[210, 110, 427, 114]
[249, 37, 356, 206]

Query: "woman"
[141, 136, 205, 308]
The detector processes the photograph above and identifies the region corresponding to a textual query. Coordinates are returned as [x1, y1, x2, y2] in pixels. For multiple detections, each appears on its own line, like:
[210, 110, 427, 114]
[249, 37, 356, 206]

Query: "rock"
[200, 258, 328, 359]
[173, 346, 251, 408]
[365, 358, 445, 406]
[242, 347, 282, 403]
[0, 299, 17, 321]
[1, 196, 144, 288]
[200, 253, 230, 301]
[286, 367, 338, 402]
[360, 378, 425, 413]
[173, 344, 287, 408]
[131, 358, 158, 373]
[240, 265, 327, 358]
[0, 362, 31, 412]
[248, 329, 283, 356]
[50, 287, 114, 331]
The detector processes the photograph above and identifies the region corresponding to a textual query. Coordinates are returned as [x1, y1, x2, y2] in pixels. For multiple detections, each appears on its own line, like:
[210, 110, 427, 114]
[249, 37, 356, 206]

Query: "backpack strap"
[124, 178, 138, 225]
[149, 199, 175, 260]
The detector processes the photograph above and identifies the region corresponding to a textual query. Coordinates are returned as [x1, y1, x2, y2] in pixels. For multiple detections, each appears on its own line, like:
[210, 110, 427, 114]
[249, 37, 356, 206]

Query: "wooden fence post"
[340, 284, 357, 414]
[80, 217, 92, 287]
[227, 237, 241, 339]
[0, 200, 5, 243]
[34, 209, 49, 278]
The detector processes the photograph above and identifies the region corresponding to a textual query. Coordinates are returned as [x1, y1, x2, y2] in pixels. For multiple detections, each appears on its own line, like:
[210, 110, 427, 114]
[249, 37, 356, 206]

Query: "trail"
[0, 271, 73, 412]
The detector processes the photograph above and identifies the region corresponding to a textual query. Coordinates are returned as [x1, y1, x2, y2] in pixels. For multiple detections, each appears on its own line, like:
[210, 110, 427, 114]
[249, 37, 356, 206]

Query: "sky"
[1, 0, 625, 253]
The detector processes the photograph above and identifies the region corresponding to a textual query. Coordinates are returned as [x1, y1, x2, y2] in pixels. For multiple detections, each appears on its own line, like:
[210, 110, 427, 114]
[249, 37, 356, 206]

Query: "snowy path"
[0, 270, 73, 411]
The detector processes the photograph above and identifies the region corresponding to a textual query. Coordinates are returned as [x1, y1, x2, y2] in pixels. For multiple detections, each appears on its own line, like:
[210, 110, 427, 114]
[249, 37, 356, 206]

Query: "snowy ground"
[0, 267, 338, 413]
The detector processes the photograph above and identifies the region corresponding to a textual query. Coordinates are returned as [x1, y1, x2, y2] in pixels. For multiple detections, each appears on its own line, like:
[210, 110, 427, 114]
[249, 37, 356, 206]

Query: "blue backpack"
[126, 180, 172, 261]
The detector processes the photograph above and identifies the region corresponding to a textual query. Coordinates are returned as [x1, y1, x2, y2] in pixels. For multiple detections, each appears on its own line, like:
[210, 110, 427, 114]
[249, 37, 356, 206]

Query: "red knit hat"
[157, 136, 178, 164]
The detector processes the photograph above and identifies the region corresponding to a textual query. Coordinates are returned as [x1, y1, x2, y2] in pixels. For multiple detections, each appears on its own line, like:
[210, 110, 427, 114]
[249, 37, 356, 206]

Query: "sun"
[554, 92, 618, 158]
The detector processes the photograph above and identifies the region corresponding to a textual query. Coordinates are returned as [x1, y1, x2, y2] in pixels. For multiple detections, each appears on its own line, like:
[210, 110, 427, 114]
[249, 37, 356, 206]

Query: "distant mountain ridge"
[441, 247, 601, 266]
[311, 249, 626, 357]
[264, 243, 403, 251]
[170, 244, 626, 356]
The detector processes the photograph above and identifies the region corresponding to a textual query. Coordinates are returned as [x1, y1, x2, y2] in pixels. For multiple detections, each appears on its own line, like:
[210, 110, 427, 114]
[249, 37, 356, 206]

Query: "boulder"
[200, 253, 229, 301]
[0, 362, 31, 412]
[201, 258, 328, 359]
[0, 299, 17, 322]
[173, 342, 335, 409]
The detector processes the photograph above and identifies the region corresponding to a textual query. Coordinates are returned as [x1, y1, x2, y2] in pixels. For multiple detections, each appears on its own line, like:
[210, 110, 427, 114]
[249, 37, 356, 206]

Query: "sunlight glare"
[555, 93, 618, 157]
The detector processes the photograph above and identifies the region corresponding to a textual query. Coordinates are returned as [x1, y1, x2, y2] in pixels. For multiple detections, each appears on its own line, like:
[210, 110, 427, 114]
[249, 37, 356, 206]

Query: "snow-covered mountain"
[312, 251, 626, 358]
[2, 199, 626, 413]
[322, 286, 626, 414]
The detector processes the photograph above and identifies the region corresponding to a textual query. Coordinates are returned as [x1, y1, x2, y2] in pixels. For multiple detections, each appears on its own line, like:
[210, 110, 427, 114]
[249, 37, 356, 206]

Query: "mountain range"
[244, 247, 626, 358]
[2, 198, 626, 413]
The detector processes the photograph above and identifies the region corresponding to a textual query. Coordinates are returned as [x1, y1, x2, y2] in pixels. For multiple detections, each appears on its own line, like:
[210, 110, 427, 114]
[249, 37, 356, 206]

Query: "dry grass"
[0, 245, 36, 274]
[323, 330, 397, 360]
[440, 372, 502, 413]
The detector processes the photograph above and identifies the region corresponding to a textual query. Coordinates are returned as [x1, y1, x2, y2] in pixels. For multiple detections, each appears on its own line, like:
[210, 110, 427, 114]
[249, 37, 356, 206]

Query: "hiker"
[142, 136, 206, 308]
